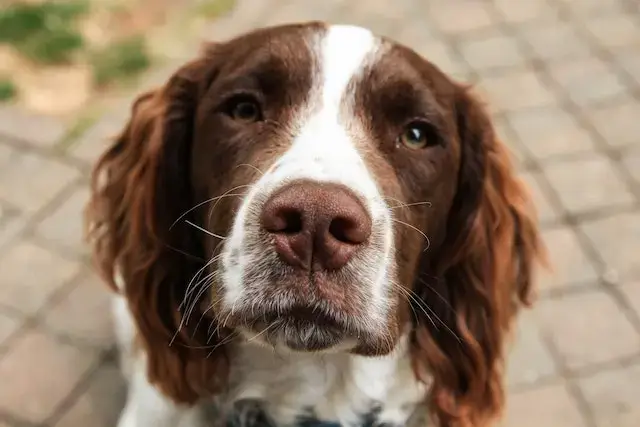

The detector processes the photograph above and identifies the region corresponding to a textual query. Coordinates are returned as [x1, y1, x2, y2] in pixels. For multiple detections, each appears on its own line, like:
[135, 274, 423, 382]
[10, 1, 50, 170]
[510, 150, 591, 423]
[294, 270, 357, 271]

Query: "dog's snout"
[260, 181, 372, 271]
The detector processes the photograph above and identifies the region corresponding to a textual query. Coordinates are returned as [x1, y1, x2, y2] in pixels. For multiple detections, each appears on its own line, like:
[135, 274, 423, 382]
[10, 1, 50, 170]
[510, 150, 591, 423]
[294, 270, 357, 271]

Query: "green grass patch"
[0, 1, 88, 65]
[0, 78, 18, 102]
[195, 0, 236, 18]
[91, 36, 152, 87]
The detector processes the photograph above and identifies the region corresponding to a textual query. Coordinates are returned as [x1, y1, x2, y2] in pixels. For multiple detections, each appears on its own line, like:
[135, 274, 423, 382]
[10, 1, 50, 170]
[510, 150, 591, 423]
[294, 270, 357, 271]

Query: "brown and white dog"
[86, 22, 545, 427]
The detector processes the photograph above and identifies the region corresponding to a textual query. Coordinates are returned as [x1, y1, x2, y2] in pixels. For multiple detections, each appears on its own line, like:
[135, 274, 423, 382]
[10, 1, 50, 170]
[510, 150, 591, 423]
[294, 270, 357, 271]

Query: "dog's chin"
[238, 308, 360, 353]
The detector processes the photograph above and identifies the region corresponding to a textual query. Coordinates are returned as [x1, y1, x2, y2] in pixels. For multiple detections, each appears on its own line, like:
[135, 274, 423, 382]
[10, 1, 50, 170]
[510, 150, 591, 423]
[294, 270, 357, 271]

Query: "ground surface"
[0, 0, 639, 426]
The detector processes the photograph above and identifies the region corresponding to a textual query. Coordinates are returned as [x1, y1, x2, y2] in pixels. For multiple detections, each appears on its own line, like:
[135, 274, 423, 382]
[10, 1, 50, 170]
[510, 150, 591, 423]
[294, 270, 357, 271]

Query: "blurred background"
[0, 0, 639, 426]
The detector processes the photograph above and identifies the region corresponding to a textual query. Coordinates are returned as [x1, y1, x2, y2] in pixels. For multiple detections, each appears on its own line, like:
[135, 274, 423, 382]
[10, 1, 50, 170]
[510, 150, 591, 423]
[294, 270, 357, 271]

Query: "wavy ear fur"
[85, 53, 228, 404]
[411, 86, 546, 427]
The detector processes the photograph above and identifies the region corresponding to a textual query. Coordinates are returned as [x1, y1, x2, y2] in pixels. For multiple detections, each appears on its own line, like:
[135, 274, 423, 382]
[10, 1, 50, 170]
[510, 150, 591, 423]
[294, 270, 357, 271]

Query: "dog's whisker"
[206, 331, 238, 358]
[207, 184, 252, 224]
[170, 187, 250, 230]
[185, 220, 226, 239]
[388, 201, 433, 209]
[392, 282, 461, 342]
[179, 255, 221, 312]
[418, 277, 455, 314]
[236, 163, 265, 176]
[391, 218, 431, 251]
[247, 322, 278, 343]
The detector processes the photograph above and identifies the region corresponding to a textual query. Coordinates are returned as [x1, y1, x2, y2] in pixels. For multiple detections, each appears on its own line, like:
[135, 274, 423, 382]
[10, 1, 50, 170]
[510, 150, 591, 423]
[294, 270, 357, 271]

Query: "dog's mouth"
[241, 305, 359, 352]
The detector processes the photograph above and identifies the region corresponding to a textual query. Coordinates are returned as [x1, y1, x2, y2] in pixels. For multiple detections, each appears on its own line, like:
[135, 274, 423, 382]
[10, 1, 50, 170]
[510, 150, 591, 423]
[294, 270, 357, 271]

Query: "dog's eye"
[398, 121, 437, 149]
[226, 96, 262, 122]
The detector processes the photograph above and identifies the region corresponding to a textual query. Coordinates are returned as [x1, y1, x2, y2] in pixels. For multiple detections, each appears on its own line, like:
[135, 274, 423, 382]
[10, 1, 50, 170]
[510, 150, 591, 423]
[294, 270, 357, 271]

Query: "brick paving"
[0, 0, 639, 426]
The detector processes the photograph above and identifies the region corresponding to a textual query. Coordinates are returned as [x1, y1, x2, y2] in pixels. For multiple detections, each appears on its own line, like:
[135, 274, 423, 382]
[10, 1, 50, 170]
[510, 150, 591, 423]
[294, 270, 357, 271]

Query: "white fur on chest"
[226, 337, 427, 427]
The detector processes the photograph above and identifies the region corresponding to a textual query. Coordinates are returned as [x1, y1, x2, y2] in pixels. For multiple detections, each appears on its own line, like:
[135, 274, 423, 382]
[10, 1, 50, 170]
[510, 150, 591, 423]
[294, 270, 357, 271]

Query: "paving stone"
[458, 30, 527, 72]
[559, 0, 625, 16]
[494, 117, 528, 167]
[334, 0, 416, 37]
[619, 281, 640, 324]
[0, 142, 12, 166]
[518, 171, 561, 226]
[412, 41, 470, 80]
[0, 203, 16, 229]
[580, 212, 640, 279]
[34, 187, 89, 255]
[505, 309, 557, 388]
[613, 47, 640, 86]
[0, 106, 66, 148]
[70, 111, 128, 165]
[0, 241, 80, 315]
[0, 312, 22, 347]
[547, 58, 627, 107]
[475, 70, 558, 114]
[578, 362, 640, 427]
[264, 0, 349, 28]
[493, 0, 559, 23]
[541, 153, 635, 215]
[0, 148, 79, 213]
[392, 22, 438, 52]
[42, 273, 114, 348]
[201, 0, 284, 41]
[583, 13, 640, 49]
[426, 0, 496, 34]
[53, 363, 125, 427]
[0, 330, 100, 424]
[506, 106, 597, 159]
[620, 148, 640, 185]
[534, 289, 640, 371]
[0, 214, 26, 254]
[586, 99, 640, 148]
[537, 227, 599, 292]
[501, 382, 587, 427]
[520, 22, 592, 61]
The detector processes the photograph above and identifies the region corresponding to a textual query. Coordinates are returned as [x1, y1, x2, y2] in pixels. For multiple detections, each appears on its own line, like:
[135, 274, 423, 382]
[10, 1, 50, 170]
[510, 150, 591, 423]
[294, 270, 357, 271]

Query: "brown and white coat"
[86, 22, 545, 427]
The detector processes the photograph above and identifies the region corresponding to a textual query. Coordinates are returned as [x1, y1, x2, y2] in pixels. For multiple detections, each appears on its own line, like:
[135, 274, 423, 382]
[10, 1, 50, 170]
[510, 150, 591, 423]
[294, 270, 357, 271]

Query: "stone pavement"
[0, 0, 639, 426]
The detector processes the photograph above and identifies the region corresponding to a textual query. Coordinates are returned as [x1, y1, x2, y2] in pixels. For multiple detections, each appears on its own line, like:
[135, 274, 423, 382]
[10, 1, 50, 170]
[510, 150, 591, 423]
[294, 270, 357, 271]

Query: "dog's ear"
[410, 86, 547, 427]
[86, 49, 230, 404]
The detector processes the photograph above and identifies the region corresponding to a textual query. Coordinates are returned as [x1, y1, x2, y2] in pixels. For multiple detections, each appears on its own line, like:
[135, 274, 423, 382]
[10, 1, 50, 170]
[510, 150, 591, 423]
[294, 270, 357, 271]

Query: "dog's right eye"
[225, 95, 263, 122]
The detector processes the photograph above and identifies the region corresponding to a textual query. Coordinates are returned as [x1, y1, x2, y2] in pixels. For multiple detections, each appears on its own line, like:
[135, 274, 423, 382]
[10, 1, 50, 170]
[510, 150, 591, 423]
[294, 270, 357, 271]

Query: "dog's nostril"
[279, 209, 303, 234]
[261, 206, 303, 234]
[329, 216, 366, 244]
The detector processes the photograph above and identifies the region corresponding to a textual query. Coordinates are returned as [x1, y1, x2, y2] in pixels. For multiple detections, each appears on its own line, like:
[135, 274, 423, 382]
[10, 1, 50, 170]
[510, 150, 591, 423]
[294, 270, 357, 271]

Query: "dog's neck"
[221, 335, 429, 427]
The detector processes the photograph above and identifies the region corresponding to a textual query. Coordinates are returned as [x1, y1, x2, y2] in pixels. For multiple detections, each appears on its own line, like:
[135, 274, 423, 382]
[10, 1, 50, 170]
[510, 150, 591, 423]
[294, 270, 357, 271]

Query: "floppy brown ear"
[410, 86, 546, 427]
[85, 52, 229, 404]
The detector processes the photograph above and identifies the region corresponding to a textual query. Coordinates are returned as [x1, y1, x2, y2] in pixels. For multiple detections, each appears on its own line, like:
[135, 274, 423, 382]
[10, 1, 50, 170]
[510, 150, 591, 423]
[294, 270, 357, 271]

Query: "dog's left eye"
[226, 96, 263, 122]
[398, 121, 437, 149]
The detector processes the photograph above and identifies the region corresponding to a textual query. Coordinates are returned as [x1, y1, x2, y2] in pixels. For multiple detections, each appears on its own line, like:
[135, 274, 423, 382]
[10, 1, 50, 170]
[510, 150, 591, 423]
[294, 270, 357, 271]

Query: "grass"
[0, 1, 151, 87]
[0, 78, 18, 102]
[0, 1, 88, 65]
[195, 0, 236, 18]
[91, 36, 151, 87]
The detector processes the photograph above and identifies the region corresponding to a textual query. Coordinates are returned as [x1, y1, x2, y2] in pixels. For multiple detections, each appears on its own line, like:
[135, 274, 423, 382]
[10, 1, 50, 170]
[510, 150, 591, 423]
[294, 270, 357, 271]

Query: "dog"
[86, 21, 545, 427]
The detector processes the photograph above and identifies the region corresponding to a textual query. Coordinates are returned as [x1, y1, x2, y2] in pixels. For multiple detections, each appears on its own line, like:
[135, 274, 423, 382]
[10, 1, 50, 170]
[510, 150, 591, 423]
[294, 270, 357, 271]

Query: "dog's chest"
[223, 341, 427, 427]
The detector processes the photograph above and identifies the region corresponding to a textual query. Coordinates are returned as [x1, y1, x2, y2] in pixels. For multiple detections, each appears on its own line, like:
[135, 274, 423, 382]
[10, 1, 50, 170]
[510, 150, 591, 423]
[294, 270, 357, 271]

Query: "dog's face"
[87, 22, 544, 425]
[189, 24, 461, 354]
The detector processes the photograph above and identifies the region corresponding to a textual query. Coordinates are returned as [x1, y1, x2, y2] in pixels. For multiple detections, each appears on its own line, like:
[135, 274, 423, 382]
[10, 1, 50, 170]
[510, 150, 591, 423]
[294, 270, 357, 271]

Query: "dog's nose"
[260, 181, 372, 271]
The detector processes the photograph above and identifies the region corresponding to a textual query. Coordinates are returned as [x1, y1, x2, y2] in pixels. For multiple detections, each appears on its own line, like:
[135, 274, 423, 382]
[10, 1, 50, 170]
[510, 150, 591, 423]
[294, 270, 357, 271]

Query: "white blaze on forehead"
[320, 25, 376, 107]
[264, 25, 383, 207]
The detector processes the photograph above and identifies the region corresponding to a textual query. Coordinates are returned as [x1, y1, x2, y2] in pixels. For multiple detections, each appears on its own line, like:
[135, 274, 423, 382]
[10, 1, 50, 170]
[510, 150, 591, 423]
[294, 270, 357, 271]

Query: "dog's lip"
[246, 305, 346, 330]
[243, 306, 355, 352]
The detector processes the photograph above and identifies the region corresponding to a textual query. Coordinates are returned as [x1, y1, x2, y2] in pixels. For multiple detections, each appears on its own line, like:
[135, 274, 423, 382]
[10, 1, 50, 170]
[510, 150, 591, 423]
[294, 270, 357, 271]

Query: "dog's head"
[87, 22, 544, 426]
